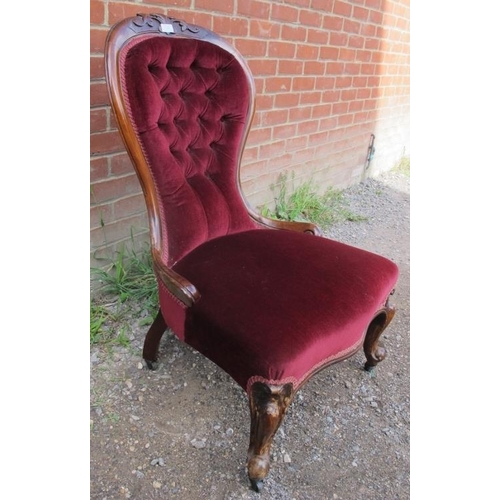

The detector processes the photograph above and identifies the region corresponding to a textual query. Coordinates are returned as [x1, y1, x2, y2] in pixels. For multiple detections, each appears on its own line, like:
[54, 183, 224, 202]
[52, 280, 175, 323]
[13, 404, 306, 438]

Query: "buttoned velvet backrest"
[119, 33, 257, 265]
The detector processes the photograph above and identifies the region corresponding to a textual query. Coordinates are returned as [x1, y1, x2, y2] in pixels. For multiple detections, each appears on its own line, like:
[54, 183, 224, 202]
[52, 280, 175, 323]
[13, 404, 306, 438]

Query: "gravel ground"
[90, 167, 410, 500]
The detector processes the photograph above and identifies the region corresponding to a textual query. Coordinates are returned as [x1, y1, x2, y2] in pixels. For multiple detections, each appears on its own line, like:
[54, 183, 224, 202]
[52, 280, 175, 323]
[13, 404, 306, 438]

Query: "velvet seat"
[172, 229, 398, 391]
[105, 13, 399, 493]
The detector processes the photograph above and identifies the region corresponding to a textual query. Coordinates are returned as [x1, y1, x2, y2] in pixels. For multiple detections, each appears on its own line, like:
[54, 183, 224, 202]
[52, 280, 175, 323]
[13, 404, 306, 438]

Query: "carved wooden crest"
[130, 13, 204, 37]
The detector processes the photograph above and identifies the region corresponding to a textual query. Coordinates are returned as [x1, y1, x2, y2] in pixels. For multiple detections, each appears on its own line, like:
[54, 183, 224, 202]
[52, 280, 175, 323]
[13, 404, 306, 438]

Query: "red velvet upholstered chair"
[104, 13, 399, 492]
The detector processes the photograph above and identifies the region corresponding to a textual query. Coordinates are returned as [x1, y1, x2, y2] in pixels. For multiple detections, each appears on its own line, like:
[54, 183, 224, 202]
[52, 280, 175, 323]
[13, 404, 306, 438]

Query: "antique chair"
[104, 13, 399, 492]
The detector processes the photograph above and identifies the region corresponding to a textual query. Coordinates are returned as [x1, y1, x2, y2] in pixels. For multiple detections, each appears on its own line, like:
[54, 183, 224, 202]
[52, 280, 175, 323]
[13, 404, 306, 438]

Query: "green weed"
[261, 172, 365, 228]
[90, 243, 158, 346]
[394, 156, 410, 176]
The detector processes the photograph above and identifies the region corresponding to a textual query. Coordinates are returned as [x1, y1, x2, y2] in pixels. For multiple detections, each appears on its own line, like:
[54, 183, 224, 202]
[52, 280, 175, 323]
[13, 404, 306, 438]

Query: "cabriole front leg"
[247, 382, 294, 492]
[142, 309, 167, 370]
[363, 296, 396, 372]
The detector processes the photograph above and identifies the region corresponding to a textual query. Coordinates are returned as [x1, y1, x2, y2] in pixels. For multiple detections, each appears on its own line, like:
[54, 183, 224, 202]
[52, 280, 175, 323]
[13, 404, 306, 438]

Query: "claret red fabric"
[172, 229, 398, 390]
[121, 33, 399, 393]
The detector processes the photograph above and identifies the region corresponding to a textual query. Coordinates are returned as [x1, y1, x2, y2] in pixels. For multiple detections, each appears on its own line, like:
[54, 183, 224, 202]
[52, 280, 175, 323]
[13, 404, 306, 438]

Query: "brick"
[343, 18, 360, 33]
[339, 48, 356, 60]
[304, 61, 325, 74]
[235, 38, 267, 57]
[361, 63, 376, 75]
[90, 130, 125, 155]
[265, 77, 292, 93]
[269, 41, 296, 58]
[248, 59, 277, 75]
[240, 159, 268, 181]
[320, 90, 340, 103]
[149, 0, 190, 6]
[113, 194, 147, 221]
[259, 140, 286, 160]
[315, 76, 335, 90]
[298, 120, 318, 135]
[299, 91, 321, 106]
[325, 62, 344, 74]
[260, 109, 288, 126]
[369, 10, 383, 24]
[319, 116, 338, 131]
[365, 0, 382, 8]
[275, 93, 300, 108]
[91, 174, 142, 205]
[246, 127, 272, 147]
[299, 10, 322, 27]
[90, 82, 110, 107]
[91, 108, 107, 134]
[108, 4, 163, 26]
[256, 94, 274, 110]
[90, 28, 107, 54]
[237, 0, 270, 19]
[271, 3, 299, 22]
[307, 28, 329, 45]
[286, 135, 308, 151]
[292, 76, 315, 91]
[348, 35, 364, 48]
[336, 76, 352, 88]
[357, 88, 371, 99]
[333, 1, 352, 16]
[338, 114, 353, 126]
[355, 49, 372, 62]
[241, 145, 259, 162]
[195, 0, 234, 13]
[312, 103, 332, 118]
[344, 62, 361, 74]
[352, 76, 368, 87]
[319, 46, 339, 60]
[90, 0, 105, 25]
[332, 102, 348, 114]
[297, 45, 319, 59]
[273, 123, 297, 140]
[90, 55, 104, 80]
[308, 131, 329, 146]
[289, 106, 312, 121]
[311, 0, 334, 12]
[90, 214, 148, 248]
[281, 25, 307, 42]
[250, 20, 280, 38]
[365, 37, 380, 50]
[353, 6, 370, 21]
[329, 32, 348, 46]
[110, 153, 134, 176]
[323, 15, 343, 31]
[341, 89, 357, 101]
[360, 23, 376, 37]
[90, 157, 109, 183]
[90, 203, 113, 230]
[213, 16, 249, 36]
[278, 60, 304, 74]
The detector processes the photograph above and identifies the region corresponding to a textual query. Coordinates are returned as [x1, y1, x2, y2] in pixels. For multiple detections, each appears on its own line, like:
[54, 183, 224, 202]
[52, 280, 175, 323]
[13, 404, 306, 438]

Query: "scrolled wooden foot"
[142, 309, 167, 370]
[363, 295, 396, 372]
[246, 382, 294, 492]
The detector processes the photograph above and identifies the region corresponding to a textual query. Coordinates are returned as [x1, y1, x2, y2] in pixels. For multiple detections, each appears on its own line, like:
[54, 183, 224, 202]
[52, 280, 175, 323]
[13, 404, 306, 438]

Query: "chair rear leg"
[363, 297, 396, 372]
[142, 309, 167, 370]
[247, 382, 294, 492]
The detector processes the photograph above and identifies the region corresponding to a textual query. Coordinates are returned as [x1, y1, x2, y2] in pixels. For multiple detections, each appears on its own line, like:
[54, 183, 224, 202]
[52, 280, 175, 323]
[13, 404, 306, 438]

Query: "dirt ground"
[90, 168, 410, 500]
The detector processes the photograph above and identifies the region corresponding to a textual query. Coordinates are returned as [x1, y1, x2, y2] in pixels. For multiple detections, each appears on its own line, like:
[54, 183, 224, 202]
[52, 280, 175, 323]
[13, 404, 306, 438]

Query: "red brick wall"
[90, 0, 410, 266]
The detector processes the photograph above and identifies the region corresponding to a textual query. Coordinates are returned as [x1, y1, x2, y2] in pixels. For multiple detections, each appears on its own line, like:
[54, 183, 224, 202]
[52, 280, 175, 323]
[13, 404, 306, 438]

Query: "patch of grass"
[394, 155, 410, 176]
[91, 244, 158, 313]
[261, 172, 365, 228]
[90, 243, 158, 346]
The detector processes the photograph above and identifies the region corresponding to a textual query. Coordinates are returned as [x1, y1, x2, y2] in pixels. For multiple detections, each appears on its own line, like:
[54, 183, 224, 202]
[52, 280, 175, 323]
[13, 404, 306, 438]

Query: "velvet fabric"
[122, 36, 256, 265]
[172, 230, 399, 391]
[120, 33, 399, 394]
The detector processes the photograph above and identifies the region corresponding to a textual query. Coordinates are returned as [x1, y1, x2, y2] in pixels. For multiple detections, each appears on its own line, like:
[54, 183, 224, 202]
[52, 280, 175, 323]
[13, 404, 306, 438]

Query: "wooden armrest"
[248, 209, 323, 236]
[152, 249, 200, 307]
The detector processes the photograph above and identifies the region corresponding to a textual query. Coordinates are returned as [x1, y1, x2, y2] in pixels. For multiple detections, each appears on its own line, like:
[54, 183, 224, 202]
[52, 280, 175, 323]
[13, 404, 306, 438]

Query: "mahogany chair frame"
[105, 13, 396, 492]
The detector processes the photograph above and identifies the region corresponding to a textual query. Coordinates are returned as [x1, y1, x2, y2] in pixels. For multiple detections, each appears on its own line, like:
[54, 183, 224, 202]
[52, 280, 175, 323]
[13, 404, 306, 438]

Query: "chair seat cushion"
[172, 229, 399, 391]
